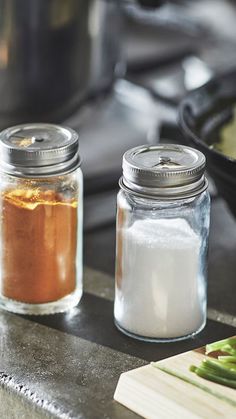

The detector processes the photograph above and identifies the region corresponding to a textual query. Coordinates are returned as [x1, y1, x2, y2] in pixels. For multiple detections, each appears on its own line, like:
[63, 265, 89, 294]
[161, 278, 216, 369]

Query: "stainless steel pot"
[0, 0, 162, 128]
[0, 0, 122, 127]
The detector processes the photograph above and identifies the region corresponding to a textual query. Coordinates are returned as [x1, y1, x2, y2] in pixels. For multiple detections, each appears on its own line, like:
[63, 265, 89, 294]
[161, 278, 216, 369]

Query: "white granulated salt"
[114, 218, 205, 339]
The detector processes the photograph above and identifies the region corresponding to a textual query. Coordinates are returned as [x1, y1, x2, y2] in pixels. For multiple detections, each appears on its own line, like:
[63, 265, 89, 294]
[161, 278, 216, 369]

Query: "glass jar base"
[0, 288, 83, 315]
[114, 319, 206, 343]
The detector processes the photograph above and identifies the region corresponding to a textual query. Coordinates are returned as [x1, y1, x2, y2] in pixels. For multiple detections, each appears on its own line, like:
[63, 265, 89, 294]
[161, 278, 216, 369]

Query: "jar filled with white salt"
[114, 144, 210, 342]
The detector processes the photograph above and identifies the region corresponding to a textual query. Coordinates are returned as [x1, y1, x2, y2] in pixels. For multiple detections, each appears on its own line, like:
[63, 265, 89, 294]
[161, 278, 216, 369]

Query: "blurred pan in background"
[179, 70, 236, 218]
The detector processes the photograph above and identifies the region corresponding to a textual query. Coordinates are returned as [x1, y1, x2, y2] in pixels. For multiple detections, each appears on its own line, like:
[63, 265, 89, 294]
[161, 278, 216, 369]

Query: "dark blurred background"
[78, 0, 236, 279]
[1, 0, 236, 285]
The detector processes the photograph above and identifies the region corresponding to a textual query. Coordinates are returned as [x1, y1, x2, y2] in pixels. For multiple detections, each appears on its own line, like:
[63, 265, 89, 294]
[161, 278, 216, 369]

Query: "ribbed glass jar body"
[0, 168, 83, 315]
[114, 189, 210, 342]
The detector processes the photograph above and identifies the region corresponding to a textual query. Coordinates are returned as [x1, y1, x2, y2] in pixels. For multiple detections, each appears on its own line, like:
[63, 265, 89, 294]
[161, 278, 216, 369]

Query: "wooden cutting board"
[114, 337, 236, 419]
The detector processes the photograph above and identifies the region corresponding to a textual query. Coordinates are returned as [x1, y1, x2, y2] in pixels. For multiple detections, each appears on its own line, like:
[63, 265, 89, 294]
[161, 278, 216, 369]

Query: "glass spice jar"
[0, 123, 83, 315]
[114, 144, 210, 342]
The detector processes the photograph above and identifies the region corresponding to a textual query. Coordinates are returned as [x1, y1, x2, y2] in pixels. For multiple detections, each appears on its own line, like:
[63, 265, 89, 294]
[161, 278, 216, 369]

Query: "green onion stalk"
[190, 337, 236, 389]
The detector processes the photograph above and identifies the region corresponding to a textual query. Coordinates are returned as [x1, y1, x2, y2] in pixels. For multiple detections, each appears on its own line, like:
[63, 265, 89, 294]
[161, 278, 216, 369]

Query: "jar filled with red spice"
[0, 123, 83, 314]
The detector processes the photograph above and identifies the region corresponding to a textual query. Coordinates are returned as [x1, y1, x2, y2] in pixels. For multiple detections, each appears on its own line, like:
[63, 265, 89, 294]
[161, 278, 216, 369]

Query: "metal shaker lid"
[0, 123, 81, 177]
[121, 144, 207, 199]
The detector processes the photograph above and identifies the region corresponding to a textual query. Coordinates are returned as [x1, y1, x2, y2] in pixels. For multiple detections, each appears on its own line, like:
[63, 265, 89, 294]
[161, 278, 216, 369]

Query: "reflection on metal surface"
[0, 1, 11, 70]
[11, 136, 35, 148]
[183, 56, 212, 90]
[0, 41, 8, 68]
[89, 0, 104, 37]
[0, 0, 121, 127]
[50, 0, 76, 28]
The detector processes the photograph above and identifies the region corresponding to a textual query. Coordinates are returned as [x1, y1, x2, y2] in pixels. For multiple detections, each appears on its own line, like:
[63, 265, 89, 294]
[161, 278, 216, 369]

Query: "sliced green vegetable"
[191, 337, 236, 390]
[205, 337, 236, 355]
[218, 355, 236, 364]
[190, 365, 236, 389]
[221, 345, 236, 356]
[202, 359, 236, 380]
[219, 363, 236, 371]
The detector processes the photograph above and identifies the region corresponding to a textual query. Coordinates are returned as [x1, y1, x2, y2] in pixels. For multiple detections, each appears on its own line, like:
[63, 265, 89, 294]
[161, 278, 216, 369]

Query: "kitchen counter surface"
[0, 244, 235, 418]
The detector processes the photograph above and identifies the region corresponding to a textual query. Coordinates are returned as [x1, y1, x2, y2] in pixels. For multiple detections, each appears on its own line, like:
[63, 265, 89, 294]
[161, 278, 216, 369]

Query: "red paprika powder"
[1, 189, 77, 304]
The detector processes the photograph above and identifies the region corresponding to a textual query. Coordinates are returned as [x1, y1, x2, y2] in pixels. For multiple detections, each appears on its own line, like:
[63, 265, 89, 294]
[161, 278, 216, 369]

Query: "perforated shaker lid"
[0, 123, 81, 177]
[121, 144, 207, 199]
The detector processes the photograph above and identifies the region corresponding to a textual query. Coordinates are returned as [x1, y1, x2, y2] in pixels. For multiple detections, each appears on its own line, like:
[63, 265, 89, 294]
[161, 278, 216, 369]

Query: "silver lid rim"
[119, 176, 208, 200]
[0, 152, 81, 178]
[0, 123, 81, 177]
[122, 144, 206, 190]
